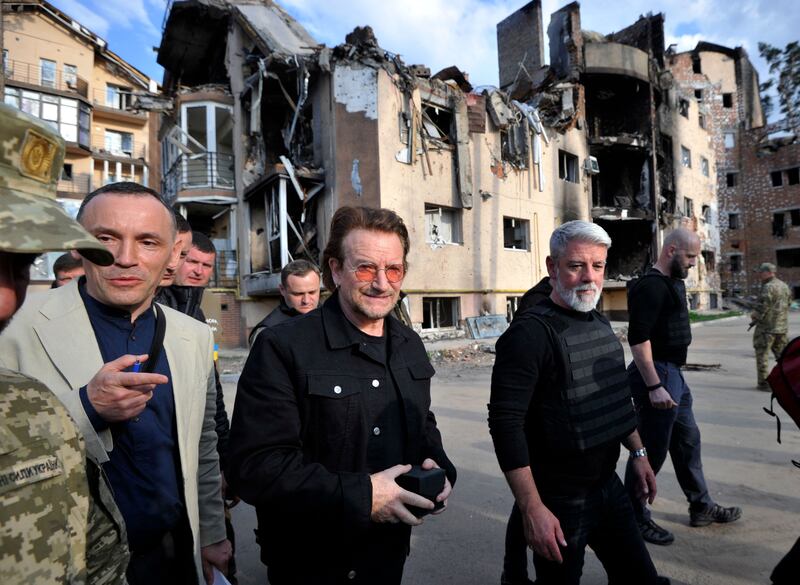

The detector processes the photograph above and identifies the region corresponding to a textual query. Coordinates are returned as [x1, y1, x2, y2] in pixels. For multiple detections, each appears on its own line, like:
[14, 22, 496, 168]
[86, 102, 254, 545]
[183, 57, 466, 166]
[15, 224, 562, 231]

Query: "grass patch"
[689, 310, 742, 323]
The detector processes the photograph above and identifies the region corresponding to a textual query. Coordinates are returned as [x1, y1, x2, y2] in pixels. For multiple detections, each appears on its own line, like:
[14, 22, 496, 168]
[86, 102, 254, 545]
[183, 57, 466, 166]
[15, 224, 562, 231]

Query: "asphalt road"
[222, 313, 800, 585]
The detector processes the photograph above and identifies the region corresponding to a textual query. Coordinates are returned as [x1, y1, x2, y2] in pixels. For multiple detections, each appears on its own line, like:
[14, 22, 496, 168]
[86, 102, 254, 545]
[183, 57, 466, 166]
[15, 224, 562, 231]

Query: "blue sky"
[48, 0, 797, 93]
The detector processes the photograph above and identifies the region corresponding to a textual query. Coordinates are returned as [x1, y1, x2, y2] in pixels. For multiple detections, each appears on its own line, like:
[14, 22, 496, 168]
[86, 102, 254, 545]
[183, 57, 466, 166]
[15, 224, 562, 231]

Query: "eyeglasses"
[350, 262, 405, 283]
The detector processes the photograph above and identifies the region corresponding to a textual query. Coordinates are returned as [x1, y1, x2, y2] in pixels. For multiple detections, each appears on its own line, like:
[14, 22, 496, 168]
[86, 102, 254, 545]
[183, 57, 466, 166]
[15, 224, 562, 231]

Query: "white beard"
[554, 274, 601, 312]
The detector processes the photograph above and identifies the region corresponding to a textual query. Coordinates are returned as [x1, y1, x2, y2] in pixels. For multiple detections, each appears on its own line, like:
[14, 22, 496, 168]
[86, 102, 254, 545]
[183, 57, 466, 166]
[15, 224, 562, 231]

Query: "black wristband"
[646, 382, 663, 391]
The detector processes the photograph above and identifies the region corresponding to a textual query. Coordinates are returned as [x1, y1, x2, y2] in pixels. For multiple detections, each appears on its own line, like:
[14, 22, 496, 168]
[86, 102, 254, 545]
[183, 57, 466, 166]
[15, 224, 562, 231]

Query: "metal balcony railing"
[163, 152, 235, 200]
[210, 249, 238, 288]
[3, 58, 89, 97]
[91, 134, 147, 159]
[57, 172, 92, 195]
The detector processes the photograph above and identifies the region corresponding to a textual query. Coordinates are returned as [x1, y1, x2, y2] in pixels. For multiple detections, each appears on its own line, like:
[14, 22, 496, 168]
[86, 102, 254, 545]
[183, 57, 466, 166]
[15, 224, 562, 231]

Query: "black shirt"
[627, 270, 690, 365]
[489, 299, 621, 496]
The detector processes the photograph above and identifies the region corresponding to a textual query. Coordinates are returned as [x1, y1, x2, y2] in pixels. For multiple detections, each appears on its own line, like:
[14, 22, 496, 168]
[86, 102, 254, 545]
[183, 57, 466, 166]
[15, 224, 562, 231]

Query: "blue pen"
[132, 360, 142, 373]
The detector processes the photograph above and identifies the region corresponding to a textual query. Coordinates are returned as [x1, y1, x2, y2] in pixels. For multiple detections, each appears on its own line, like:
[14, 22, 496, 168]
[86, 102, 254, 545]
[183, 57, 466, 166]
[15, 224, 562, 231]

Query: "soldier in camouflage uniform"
[751, 262, 793, 389]
[0, 103, 129, 583]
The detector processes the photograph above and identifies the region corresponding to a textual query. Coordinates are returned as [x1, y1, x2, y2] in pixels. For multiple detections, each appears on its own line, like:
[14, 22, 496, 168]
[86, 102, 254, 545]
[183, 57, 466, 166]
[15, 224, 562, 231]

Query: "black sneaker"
[638, 518, 675, 545]
[690, 504, 742, 527]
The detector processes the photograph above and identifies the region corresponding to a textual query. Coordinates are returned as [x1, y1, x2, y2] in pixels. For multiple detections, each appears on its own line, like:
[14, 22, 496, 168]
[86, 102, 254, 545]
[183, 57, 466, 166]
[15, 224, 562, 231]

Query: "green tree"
[759, 41, 800, 131]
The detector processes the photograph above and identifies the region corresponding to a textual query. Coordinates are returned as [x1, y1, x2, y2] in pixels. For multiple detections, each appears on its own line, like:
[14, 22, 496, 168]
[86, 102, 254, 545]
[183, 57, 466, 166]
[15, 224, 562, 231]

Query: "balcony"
[91, 134, 147, 160]
[163, 152, 235, 203]
[91, 88, 148, 122]
[209, 249, 238, 289]
[3, 59, 88, 98]
[57, 172, 92, 196]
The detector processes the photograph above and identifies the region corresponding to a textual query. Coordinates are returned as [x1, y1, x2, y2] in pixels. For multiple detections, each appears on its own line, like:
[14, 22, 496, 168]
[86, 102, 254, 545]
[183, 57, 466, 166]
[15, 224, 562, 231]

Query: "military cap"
[758, 262, 776, 273]
[0, 103, 112, 265]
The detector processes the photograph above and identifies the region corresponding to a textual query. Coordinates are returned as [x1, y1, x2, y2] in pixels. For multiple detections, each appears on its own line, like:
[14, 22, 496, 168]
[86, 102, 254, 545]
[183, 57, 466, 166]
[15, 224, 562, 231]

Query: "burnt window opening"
[730, 255, 742, 272]
[692, 57, 702, 74]
[683, 197, 694, 218]
[594, 219, 651, 278]
[791, 209, 800, 226]
[788, 168, 800, 185]
[728, 213, 740, 230]
[681, 145, 692, 168]
[425, 204, 463, 245]
[61, 163, 73, 181]
[585, 76, 650, 138]
[722, 93, 733, 108]
[772, 171, 784, 187]
[702, 250, 715, 271]
[777, 248, 800, 268]
[678, 99, 690, 118]
[503, 217, 529, 250]
[698, 113, 706, 129]
[421, 103, 454, 146]
[701, 156, 709, 177]
[774, 212, 786, 237]
[731, 240, 741, 249]
[558, 150, 579, 183]
[694, 89, 703, 101]
[593, 148, 651, 210]
[422, 297, 459, 330]
[724, 132, 735, 149]
[726, 172, 738, 187]
[501, 126, 530, 168]
[702, 205, 712, 223]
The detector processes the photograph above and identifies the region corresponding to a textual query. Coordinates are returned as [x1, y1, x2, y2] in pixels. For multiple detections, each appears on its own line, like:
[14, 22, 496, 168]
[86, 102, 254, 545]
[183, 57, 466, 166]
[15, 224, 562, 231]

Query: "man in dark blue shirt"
[1, 182, 230, 584]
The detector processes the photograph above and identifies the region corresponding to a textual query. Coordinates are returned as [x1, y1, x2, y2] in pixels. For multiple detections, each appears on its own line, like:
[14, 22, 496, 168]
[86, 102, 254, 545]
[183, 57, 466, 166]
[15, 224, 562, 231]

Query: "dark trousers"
[771, 536, 800, 584]
[532, 474, 660, 585]
[126, 521, 197, 585]
[624, 361, 714, 520]
[503, 503, 530, 582]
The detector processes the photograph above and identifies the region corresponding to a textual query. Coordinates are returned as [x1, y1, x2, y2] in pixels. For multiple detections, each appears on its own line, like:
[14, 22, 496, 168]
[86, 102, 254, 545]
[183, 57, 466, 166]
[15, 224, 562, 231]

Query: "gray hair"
[549, 220, 612, 259]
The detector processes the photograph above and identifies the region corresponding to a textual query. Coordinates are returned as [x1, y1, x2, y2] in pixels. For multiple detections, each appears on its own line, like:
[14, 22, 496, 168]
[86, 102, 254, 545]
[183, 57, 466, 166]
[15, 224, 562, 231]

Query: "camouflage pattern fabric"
[0, 367, 89, 583]
[751, 276, 792, 334]
[85, 462, 129, 585]
[0, 103, 112, 266]
[754, 332, 789, 385]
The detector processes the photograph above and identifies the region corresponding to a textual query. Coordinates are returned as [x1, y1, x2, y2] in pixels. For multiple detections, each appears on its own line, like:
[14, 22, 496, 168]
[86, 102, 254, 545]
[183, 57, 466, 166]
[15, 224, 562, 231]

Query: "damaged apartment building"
[498, 2, 721, 317]
[156, 0, 720, 345]
[671, 43, 800, 300]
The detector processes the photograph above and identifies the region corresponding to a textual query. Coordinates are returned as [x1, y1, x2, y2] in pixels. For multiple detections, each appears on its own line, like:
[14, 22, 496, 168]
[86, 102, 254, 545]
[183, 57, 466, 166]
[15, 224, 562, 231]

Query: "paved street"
[223, 313, 800, 584]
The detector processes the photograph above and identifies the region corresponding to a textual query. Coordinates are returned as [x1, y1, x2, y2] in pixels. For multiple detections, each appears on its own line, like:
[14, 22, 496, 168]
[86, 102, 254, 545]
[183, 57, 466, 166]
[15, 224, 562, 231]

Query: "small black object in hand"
[395, 465, 446, 518]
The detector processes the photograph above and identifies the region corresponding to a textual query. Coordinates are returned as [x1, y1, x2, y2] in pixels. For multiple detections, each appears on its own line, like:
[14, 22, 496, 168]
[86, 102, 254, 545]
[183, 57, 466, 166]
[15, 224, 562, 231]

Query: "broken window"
[722, 93, 733, 108]
[701, 156, 709, 177]
[702, 250, 715, 271]
[681, 146, 691, 168]
[104, 129, 133, 156]
[728, 213, 740, 229]
[422, 297, 459, 330]
[698, 113, 706, 129]
[791, 209, 800, 226]
[106, 83, 132, 110]
[503, 217, 529, 250]
[694, 89, 703, 101]
[679, 99, 689, 118]
[506, 296, 521, 323]
[772, 171, 784, 187]
[558, 150, 579, 183]
[788, 168, 800, 185]
[421, 103, 454, 146]
[683, 197, 694, 217]
[425, 204, 462, 245]
[689, 293, 699, 310]
[710, 293, 718, 309]
[730, 255, 742, 272]
[692, 57, 702, 74]
[702, 205, 712, 223]
[777, 248, 800, 268]
[726, 172, 738, 187]
[724, 132, 735, 149]
[773, 212, 786, 237]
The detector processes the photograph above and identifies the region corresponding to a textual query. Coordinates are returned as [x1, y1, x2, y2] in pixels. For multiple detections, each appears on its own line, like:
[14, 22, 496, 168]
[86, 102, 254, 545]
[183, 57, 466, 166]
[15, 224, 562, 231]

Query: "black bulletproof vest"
[629, 270, 692, 351]
[521, 305, 637, 452]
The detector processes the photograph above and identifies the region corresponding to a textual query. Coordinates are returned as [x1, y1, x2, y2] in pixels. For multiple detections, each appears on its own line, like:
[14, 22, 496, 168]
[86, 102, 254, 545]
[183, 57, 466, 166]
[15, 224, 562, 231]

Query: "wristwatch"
[631, 447, 648, 459]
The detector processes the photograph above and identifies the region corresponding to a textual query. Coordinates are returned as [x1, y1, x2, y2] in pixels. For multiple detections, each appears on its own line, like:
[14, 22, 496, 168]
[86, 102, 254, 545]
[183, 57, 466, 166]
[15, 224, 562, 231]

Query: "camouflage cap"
[0, 103, 112, 265]
[758, 262, 776, 273]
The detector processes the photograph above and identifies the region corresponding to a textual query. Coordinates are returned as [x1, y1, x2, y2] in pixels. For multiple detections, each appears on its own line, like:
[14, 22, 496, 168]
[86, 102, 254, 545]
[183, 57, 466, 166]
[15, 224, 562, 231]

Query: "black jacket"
[247, 299, 299, 346]
[155, 285, 231, 468]
[227, 291, 456, 575]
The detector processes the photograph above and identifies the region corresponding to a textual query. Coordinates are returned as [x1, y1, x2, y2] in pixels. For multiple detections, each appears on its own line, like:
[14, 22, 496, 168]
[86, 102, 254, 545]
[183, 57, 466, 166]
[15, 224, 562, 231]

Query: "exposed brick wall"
[203, 291, 245, 349]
